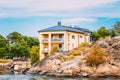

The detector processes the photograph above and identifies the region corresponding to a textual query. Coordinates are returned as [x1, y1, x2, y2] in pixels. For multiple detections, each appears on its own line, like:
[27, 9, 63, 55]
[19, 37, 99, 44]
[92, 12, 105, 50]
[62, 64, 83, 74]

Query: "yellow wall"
[43, 44, 48, 48]
[39, 30, 91, 60]
[66, 31, 86, 51]
[43, 34, 48, 39]
[40, 31, 66, 60]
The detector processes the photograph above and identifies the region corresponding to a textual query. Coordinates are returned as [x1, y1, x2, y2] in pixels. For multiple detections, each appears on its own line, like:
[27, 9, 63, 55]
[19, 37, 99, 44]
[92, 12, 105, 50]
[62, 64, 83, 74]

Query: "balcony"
[42, 48, 49, 53]
[42, 39, 48, 43]
[51, 38, 64, 43]
[59, 48, 64, 52]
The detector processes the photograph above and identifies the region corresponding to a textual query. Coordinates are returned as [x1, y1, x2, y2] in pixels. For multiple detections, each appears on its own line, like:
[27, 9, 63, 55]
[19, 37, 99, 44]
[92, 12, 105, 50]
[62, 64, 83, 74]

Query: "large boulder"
[28, 52, 67, 74]
[45, 59, 61, 71]
[79, 65, 95, 77]
[62, 70, 73, 76]
[57, 60, 80, 76]
[28, 66, 41, 74]
[96, 40, 109, 48]
[60, 61, 80, 70]
[114, 63, 120, 68]
[90, 63, 120, 77]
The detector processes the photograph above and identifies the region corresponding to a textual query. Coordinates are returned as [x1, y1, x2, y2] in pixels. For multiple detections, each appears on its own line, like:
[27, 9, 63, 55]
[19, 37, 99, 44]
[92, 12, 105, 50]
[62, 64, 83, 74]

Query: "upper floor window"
[51, 35, 55, 39]
[59, 34, 64, 39]
[72, 35, 75, 39]
[88, 37, 90, 42]
[72, 43, 74, 48]
[80, 35, 82, 38]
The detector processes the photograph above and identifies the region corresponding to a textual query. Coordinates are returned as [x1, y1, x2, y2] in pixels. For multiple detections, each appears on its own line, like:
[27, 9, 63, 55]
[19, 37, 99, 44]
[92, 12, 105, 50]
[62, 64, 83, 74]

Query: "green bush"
[30, 46, 39, 64]
[92, 27, 110, 41]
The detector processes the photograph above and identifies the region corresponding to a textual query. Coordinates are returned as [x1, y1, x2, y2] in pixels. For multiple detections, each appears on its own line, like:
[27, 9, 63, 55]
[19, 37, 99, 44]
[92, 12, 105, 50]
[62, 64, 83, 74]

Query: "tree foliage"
[0, 31, 40, 64]
[23, 36, 39, 48]
[110, 21, 120, 37]
[7, 32, 23, 44]
[0, 35, 9, 58]
[10, 43, 29, 59]
[30, 46, 39, 64]
[6, 32, 39, 60]
[92, 27, 110, 41]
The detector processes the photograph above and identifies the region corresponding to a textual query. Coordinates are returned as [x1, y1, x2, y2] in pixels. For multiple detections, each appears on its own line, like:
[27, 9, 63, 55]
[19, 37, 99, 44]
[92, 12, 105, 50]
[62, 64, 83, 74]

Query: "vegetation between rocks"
[50, 45, 59, 54]
[0, 59, 12, 63]
[86, 45, 106, 66]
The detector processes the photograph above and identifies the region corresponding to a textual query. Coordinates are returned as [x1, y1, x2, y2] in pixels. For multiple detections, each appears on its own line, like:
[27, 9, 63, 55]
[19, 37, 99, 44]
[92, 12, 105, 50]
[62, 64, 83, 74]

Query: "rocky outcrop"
[96, 40, 109, 48]
[95, 36, 120, 63]
[90, 63, 120, 77]
[28, 52, 68, 74]
[28, 36, 120, 77]
[0, 61, 13, 74]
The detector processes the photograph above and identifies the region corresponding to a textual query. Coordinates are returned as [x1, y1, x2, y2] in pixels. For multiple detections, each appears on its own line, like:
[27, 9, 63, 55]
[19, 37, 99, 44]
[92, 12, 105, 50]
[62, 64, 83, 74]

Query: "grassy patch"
[86, 45, 106, 66]
[0, 59, 12, 63]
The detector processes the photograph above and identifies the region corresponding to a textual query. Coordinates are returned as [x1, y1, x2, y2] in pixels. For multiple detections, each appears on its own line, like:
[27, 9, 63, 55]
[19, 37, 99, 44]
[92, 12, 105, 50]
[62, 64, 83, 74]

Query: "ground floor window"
[59, 44, 64, 51]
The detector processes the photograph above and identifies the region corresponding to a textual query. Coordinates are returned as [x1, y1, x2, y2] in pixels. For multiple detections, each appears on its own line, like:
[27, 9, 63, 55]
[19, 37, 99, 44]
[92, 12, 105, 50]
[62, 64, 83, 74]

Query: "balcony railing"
[42, 38, 64, 43]
[42, 39, 48, 42]
[59, 48, 64, 52]
[51, 38, 64, 42]
[42, 48, 64, 53]
[42, 48, 49, 53]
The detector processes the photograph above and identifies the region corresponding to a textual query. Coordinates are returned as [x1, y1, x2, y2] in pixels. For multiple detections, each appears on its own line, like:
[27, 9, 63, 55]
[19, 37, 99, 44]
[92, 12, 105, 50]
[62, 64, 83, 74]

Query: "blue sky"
[0, 0, 120, 37]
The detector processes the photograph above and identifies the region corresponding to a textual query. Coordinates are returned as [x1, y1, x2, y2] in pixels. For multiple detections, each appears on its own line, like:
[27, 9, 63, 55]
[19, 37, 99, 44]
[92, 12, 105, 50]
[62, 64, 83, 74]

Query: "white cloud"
[0, 0, 116, 11]
[0, 0, 119, 18]
[61, 17, 97, 25]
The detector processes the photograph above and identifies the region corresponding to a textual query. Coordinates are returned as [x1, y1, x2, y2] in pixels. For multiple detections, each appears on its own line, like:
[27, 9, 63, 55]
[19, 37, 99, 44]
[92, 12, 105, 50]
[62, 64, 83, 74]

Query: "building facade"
[38, 22, 91, 60]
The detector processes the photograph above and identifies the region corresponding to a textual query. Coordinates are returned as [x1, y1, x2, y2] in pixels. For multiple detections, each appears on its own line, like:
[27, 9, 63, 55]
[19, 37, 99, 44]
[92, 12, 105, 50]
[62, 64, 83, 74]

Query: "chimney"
[57, 21, 61, 26]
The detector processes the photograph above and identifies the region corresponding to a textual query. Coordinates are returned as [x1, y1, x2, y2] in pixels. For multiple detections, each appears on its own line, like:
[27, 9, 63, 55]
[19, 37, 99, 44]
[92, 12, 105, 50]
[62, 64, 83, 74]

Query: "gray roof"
[38, 22, 91, 34]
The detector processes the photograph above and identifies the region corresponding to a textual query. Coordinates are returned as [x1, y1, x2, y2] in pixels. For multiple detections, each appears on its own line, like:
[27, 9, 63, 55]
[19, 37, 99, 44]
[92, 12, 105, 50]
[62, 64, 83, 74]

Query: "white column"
[40, 33, 43, 60]
[64, 31, 68, 51]
[48, 33, 51, 55]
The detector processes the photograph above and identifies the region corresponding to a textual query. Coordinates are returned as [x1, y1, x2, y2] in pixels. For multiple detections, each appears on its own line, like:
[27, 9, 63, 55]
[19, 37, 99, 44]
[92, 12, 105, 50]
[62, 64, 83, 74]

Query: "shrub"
[72, 50, 81, 56]
[0, 59, 11, 63]
[70, 46, 88, 56]
[30, 46, 39, 64]
[50, 45, 59, 54]
[79, 47, 87, 51]
[79, 42, 89, 47]
[92, 27, 110, 41]
[71, 48, 81, 56]
[86, 45, 106, 66]
[62, 55, 75, 62]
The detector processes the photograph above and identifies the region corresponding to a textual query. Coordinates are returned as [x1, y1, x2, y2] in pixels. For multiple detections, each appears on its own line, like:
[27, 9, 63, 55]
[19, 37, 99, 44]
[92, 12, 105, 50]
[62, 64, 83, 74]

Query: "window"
[80, 35, 82, 38]
[72, 43, 74, 48]
[59, 34, 64, 39]
[68, 34, 70, 41]
[72, 35, 75, 39]
[88, 37, 90, 42]
[59, 44, 64, 51]
[51, 35, 55, 39]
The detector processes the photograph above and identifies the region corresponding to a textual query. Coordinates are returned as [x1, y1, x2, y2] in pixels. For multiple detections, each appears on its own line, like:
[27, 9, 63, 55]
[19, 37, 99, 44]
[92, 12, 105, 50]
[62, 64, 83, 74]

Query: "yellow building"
[38, 22, 92, 60]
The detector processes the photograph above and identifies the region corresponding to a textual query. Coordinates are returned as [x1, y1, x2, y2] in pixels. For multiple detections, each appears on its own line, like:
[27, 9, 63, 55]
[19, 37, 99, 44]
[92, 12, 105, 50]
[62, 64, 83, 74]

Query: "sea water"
[0, 74, 120, 80]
